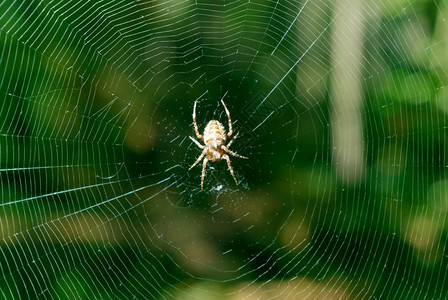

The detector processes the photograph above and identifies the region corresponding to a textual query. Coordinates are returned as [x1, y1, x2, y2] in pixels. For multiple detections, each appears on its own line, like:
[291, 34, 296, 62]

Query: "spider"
[188, 100, 248, 190]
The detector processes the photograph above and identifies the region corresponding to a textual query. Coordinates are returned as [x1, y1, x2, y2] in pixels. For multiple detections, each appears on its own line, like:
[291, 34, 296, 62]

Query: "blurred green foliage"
[1, 0, 448, 299]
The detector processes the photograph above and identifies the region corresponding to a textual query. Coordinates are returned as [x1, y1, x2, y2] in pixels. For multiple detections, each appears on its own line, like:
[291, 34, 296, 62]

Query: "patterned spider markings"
[188, 100, 248, 190]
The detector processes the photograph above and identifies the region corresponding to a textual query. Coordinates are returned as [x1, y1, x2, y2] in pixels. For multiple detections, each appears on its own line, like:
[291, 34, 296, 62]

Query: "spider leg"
[189, 136, 204, 149]
[192, 101, 204, 141]
[188, 149, 206, 171]
[221, 100, 233, 138]
[201, 157, 209, 190]
[223, 154, 238, 185]
[222, 146, 248, 159]
[226, 131, 239, 149]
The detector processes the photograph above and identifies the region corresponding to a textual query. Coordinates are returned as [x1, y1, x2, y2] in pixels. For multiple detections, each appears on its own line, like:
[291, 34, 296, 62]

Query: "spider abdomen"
[203, 120, 226, 147]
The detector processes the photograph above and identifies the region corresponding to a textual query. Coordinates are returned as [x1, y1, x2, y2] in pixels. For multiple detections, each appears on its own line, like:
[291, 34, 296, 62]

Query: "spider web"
[1, 0, 447, 298]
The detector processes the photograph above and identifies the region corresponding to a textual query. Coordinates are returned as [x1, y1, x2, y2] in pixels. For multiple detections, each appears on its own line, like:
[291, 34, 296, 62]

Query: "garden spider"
[188, 100, 248, 190]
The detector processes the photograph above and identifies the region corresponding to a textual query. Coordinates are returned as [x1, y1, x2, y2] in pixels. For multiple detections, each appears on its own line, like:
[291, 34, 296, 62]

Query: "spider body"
[203, 120, 226, 159]
[188, 100, 248, 190]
